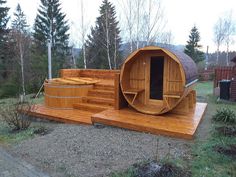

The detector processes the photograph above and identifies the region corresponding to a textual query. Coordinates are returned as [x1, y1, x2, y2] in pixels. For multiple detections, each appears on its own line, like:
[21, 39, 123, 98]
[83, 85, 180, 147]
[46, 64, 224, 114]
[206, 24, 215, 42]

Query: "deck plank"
[91, 103, 207, 139]
[29, 104, 92, 124]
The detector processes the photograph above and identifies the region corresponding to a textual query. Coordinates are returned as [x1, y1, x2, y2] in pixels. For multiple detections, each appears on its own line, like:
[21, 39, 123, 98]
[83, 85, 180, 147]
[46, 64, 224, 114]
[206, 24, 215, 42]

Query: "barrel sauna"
[44, 78, 96, 109]
[120, 46, 198, 115]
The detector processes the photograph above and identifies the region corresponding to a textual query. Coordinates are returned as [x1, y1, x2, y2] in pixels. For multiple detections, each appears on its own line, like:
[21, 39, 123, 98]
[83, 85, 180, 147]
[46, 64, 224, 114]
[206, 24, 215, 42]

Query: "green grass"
[192, 127, 236, 177]
[110, 168, 136, 177]
[191, 81, 236, 177]
[0, 122, 36, 144]
[0, 95, 44, 145]
[194, 81, 213, 98]
[0, 94, 44, 106]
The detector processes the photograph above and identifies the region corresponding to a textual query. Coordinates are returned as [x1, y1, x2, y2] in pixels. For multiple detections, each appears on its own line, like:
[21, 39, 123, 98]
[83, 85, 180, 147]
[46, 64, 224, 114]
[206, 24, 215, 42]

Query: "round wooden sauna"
[44, 78, 97, 109]
[120, 46, 198, 115]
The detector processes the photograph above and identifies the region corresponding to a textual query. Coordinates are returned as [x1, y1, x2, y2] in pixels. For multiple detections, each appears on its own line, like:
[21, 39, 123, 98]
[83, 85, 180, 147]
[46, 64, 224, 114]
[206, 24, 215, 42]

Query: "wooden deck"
[28, 103, 207, 140]
[92, 103, 207, 139]
[29, 104, 92, 125]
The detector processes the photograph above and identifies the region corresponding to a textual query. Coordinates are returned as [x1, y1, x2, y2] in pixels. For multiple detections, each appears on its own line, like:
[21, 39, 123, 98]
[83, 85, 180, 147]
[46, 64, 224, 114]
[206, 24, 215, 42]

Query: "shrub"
[33, 126, 50, 136]
[212, 107, 236, 124]
[0, 82, 19, 98]
[0, 102, 32, 131]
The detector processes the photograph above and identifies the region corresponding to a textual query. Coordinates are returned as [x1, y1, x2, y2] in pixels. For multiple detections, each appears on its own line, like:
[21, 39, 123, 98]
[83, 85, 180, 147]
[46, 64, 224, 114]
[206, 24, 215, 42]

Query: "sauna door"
[150, 56, 164, 100]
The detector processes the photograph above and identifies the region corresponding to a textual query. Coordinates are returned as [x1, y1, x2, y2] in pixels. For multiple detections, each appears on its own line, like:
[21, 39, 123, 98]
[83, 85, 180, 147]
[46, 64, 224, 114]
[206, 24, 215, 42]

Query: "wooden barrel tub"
[120, 46, 198, 115]
[44, 78, 97, 109]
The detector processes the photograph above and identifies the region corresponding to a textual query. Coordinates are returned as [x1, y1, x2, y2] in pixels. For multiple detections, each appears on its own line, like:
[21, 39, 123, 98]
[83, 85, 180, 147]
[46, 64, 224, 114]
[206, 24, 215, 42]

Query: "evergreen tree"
[85, 0, 122, 69]
[0, 0, 9, 81]
[184, 26, 205, 63]
[12, 4, 28, 33]
[33, 0, 70, 77]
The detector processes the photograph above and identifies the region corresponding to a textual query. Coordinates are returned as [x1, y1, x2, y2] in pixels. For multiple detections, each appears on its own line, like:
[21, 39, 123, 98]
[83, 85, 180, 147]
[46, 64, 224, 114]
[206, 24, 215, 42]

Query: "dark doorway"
[150, 57, 164, 100]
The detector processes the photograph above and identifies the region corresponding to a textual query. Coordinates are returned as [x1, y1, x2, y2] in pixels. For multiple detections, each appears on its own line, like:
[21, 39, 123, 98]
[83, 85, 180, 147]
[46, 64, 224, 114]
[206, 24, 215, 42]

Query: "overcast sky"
[6, 0, 236, 52]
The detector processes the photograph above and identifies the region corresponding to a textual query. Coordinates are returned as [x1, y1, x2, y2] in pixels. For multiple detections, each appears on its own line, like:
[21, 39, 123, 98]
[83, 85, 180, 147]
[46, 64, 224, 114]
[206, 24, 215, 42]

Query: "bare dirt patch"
[33, 126, 52, 136]
[214, 144, 236, 158]
[134, 161, 191, 177]
[215, 126, 236, 137]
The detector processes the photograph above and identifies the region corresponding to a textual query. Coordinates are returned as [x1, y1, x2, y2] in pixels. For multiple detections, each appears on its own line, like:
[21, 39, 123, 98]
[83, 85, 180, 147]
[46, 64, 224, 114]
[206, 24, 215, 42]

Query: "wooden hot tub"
[44, 78, 98, 109]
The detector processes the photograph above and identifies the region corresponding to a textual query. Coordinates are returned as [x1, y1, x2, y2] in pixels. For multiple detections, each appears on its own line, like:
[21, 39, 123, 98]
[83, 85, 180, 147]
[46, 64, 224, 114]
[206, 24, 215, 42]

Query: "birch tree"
[80, 0, 87, 69]
[214, 12, 236, 66]
[141, 0, 165, 46]
[119, 0, 135, 52]
[158, 30, 174, 48]
[134, 0, 144, 49]
[223, 12, 235, 66]
[11, 4, 29, 96]
[214, 17, 226, 65]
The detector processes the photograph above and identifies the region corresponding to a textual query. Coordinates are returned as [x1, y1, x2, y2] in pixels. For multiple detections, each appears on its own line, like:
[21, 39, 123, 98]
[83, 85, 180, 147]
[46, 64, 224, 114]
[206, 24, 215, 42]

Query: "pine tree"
[0, 0, 9, 81]
[11, 4, 30, 96]
[85, 0, 122, 69]
[184, 26, 205, 63]
[12, 4, 28, 33]
[33, 0, 70, 76]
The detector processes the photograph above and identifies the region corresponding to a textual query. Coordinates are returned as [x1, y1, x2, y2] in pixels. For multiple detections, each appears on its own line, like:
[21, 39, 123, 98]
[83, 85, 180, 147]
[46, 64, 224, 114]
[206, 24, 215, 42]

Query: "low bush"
[215, 126, 236, 137]
[33, 126, 51, 136]
[0, 102, 32, 131]
[212, 107, 236, 124]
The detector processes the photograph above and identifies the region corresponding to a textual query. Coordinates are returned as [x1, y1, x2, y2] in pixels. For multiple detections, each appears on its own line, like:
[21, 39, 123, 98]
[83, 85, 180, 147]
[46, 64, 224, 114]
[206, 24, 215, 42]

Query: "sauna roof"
[124, 46, 198, 85]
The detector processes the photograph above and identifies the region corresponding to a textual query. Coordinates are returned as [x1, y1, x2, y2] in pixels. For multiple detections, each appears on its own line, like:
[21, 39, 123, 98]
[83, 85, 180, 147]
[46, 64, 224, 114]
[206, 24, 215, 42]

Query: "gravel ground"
[12, 124, 193, 177]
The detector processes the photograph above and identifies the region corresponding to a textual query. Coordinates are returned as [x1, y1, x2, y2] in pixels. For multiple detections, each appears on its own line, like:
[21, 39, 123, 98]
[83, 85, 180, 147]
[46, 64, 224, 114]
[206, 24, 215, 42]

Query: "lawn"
[194, 81, 213, 98]
[192, 82, 236, 177]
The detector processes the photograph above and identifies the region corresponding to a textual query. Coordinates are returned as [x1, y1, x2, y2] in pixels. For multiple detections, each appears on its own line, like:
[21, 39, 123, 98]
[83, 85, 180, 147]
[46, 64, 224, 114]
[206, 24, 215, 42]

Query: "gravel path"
[0, 146, 49, 177]
[12, 124, 192, 177]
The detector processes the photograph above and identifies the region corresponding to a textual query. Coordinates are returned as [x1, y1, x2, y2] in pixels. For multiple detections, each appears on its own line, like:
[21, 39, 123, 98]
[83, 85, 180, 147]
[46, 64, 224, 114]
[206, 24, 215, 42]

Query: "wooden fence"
[214, 67, 234, 88]
[198, 69, 214, 81]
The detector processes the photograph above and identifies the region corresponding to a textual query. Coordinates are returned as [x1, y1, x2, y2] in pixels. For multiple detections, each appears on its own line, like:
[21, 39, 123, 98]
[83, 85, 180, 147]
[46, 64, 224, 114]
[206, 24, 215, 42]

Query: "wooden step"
[88, 89, 114, 99]
[82, 96, 114, 106]
[94, 84, 114, 91]
[73, 102, 112, 113]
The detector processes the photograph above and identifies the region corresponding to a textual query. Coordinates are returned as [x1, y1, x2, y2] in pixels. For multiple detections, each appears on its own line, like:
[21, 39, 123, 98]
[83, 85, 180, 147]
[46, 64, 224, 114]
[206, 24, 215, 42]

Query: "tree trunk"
[113, 32, 117, 69]
[81, 0, 87, 69]
[226, 41, 229, 66]
[216, 45, 219, 65]
[19, 39, 25, 96]
[71, 48, 77, 68]
[146, 0, 152, 46]
[83, 45, 87, 69]
[136, 0, 140, 50]
[105, 8, 112, 69]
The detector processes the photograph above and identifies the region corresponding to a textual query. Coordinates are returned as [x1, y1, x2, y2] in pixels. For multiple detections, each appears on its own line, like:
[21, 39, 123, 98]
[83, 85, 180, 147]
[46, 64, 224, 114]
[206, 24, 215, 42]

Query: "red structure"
[214, 56, 236, 101]
[230, 56, 236, 101]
